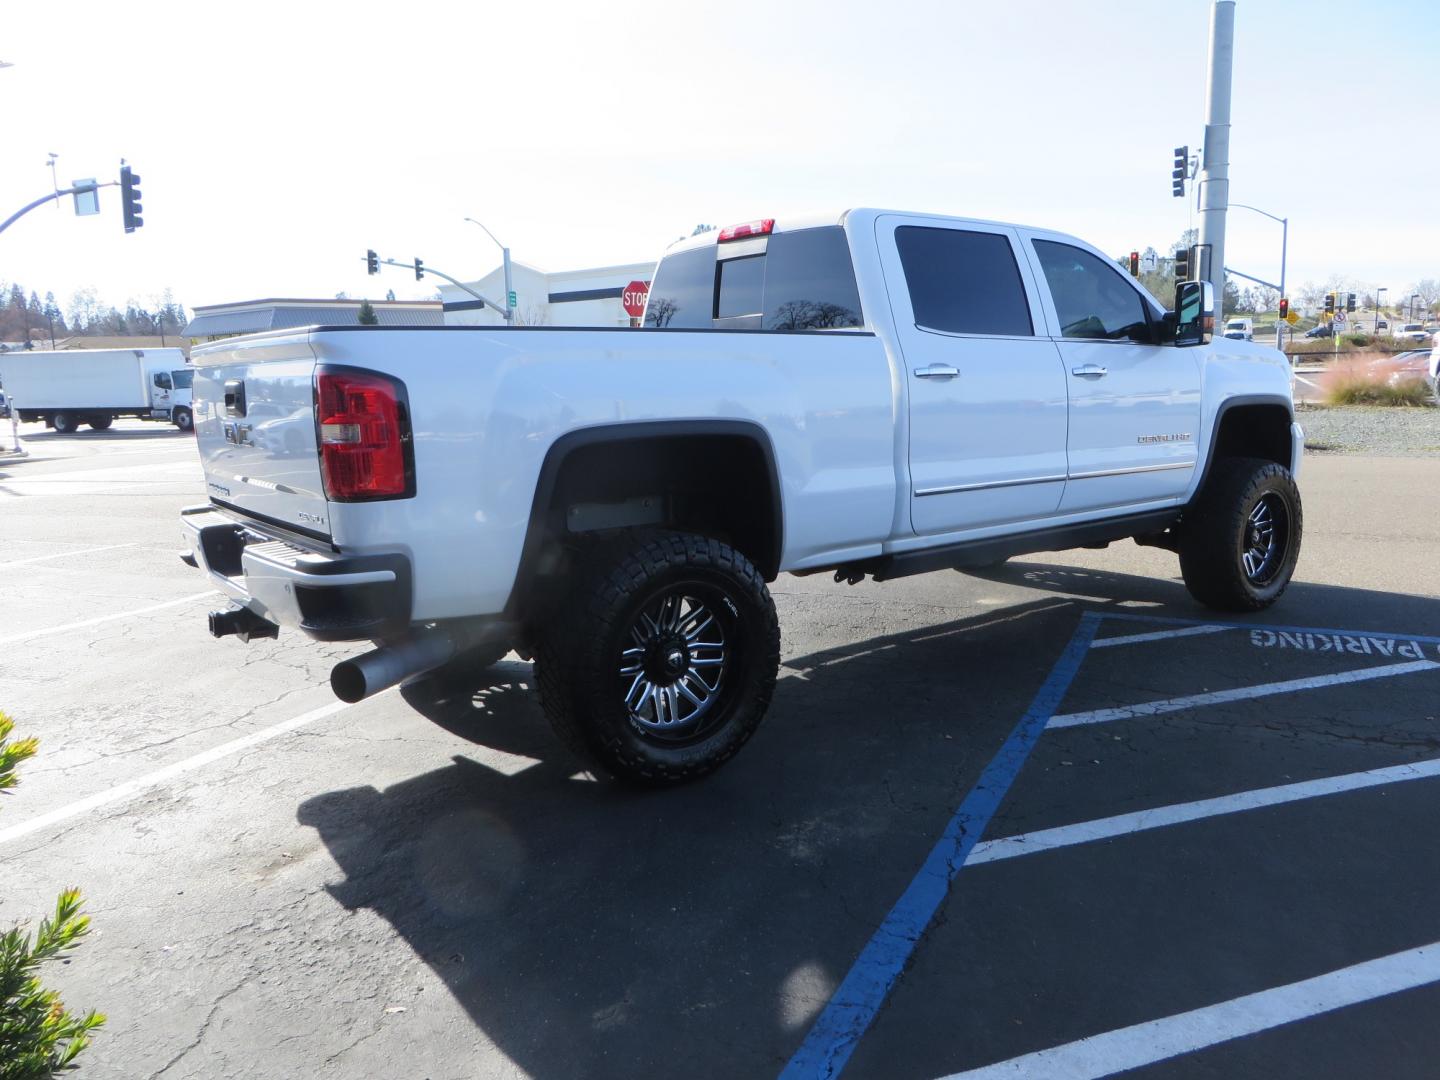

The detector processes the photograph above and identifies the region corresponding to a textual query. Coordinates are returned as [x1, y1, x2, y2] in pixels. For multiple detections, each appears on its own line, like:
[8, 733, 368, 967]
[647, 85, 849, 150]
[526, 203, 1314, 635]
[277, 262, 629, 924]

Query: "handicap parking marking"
[781, 608, 1440, 1080]
[937, 941, 1440, 1080]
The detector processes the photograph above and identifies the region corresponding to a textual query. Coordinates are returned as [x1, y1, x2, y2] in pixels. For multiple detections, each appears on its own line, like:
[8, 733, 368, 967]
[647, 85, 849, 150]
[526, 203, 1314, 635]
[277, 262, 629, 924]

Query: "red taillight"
[717, 218, 774, 242]
[315, 369, 412, 501]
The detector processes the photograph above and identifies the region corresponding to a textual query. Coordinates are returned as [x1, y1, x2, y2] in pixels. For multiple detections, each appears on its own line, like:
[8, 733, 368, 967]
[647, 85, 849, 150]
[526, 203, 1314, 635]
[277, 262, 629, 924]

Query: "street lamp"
[1229, 202, 1287, 348]
[463, 217, 514, 323]
[1376, 287, 1387, 332]
[1411, 294, 1421, 322]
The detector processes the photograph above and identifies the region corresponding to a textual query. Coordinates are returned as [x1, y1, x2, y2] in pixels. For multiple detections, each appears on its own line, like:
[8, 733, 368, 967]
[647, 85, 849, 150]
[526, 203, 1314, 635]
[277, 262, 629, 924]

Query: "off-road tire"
[52, 412, 79, 434]
[1180, 457, 1302, 611]
[88, 415, 113, 431]
[534, 530, 780, 786]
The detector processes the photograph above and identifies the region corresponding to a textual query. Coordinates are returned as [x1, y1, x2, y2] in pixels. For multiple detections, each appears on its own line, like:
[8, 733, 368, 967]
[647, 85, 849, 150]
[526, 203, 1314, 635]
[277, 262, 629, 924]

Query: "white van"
[1223, 318, 1253, 341]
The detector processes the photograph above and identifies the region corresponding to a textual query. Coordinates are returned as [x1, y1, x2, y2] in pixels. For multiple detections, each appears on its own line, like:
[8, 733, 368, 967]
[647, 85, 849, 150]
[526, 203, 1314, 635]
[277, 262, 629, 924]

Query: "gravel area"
[1297, 403, 1440, 456]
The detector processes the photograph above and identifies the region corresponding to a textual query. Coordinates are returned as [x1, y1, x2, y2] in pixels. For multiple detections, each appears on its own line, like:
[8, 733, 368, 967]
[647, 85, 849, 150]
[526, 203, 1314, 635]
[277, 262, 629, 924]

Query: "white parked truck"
[0, 347, 194, 433]
[181, 209, 1304, 783]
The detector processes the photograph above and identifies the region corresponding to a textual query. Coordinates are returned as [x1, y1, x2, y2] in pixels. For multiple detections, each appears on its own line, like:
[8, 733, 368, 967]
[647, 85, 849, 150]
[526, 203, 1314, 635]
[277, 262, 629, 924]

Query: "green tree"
[0, 711, 104, 1077]
[357, 299, 379, 325]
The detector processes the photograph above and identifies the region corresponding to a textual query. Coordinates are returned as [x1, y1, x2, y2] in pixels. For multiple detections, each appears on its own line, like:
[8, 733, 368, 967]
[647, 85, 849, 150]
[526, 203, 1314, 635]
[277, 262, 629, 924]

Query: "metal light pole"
[464, 218, 514, 323]
[1197, 1, 1236, 318]
[1376, 287, 1387, 332]
[1229, 202, 1286, 347]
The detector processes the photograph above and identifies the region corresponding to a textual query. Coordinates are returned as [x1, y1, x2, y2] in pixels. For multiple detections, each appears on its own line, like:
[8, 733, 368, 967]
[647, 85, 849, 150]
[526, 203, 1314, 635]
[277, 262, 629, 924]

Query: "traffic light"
[1128, 251, 1140, 277]
[1174, 246, 1191, 281]
[1347, 292, 1356, 312]
[1278, 298, 1288, 320]
[366, 249, 378, 275]
[1171, 146, 1188, 198]
[119, 164, 142, 233]
[1325, 293, 1335, 314]
[414, 258, 424, 281]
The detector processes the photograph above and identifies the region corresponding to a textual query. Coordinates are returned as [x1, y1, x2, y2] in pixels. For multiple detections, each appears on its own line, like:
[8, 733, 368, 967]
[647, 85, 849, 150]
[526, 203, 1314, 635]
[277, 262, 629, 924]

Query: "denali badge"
[1137, 433, 1193, 444]
[298, 511, 327, 526]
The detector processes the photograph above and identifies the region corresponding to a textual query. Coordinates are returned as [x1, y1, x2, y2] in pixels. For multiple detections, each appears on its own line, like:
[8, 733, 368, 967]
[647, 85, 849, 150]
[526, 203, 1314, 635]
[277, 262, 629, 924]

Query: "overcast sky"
[3, 0, 1436, 317]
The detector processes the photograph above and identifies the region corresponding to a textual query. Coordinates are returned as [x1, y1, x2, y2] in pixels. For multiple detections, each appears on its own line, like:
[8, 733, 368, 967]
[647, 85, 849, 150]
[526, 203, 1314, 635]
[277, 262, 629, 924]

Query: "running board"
[843, 509, 1182, 583]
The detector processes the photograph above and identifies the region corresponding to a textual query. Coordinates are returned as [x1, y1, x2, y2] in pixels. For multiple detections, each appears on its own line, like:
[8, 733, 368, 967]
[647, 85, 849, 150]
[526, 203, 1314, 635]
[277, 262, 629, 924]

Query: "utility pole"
[464, 218, 515, 322]
[1197, 0, 1235, 319]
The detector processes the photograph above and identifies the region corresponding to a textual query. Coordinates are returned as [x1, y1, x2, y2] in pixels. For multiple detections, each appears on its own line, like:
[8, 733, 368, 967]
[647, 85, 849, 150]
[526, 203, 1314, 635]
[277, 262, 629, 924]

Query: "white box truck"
[0, 348, 194, 433]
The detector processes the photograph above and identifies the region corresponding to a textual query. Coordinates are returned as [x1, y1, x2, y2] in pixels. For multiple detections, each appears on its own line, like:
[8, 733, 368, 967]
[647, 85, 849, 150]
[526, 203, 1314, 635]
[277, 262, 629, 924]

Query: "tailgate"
[193, 334, 330, 539]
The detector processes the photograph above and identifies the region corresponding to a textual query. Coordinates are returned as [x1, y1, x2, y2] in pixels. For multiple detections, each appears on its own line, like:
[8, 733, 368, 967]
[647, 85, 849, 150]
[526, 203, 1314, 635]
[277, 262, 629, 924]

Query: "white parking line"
[0, 591, 216, 647]
[1294, 374, 1321, 389]
[0, 543, 135, 569]
[1090, 625, 1227, 649]
[938, 941, 1440, 1080]
[0, 695, 383, 847]
[969, 758, 1440, 865]
[1048, 660, 1440, 729]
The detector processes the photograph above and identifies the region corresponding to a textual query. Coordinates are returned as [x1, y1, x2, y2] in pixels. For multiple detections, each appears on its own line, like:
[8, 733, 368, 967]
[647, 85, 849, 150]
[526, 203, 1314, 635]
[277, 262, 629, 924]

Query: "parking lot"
[2, 418, 1438, 1079]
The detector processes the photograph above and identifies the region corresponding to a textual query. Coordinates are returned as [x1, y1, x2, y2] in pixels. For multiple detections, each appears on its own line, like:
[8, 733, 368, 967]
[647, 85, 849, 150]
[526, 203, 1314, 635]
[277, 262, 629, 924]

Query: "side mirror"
[1173, 280, 1214, 347]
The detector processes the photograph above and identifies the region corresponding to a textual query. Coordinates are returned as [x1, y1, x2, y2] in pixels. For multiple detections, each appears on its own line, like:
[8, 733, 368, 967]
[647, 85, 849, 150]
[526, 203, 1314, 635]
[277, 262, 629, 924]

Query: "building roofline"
[191, 298, 443, 313]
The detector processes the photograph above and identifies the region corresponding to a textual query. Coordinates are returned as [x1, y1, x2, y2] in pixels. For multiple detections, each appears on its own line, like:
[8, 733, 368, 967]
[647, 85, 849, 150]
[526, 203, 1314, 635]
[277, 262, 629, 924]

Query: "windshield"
[171, 368, 193, 389]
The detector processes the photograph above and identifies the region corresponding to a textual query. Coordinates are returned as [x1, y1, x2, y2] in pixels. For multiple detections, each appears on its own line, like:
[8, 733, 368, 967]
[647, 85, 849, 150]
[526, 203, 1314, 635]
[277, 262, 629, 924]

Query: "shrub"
[0, 712, 104, 1079]
[1324, 372, 1434, 407]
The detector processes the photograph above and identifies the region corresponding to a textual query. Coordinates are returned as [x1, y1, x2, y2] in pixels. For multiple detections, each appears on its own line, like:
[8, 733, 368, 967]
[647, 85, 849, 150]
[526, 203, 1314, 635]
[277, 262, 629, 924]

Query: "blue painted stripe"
[779, 612, 1102, 1079]
[1099, 611, 1440, 647]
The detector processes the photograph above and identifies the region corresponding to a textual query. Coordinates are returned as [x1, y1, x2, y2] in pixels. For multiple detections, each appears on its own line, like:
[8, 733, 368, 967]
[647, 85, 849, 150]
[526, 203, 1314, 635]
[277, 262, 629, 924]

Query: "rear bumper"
[180, 505, 411, 641]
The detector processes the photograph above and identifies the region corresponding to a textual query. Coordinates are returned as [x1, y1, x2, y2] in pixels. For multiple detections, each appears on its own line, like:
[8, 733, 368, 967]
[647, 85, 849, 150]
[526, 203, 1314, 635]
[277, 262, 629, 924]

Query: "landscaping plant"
[0, 711, 104, 1079]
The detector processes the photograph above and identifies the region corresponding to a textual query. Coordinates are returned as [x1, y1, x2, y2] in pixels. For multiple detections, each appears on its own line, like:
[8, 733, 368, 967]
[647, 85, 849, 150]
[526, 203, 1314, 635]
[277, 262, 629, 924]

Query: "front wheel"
[534, 531, 780, 786]
[1179, 457, 1302, 611]
[172, 407, 193, 432]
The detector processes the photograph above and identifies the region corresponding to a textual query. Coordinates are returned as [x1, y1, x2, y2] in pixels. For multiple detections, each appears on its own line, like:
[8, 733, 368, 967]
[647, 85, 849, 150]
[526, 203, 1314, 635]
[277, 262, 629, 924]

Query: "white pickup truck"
[181, 208, 1304, 783]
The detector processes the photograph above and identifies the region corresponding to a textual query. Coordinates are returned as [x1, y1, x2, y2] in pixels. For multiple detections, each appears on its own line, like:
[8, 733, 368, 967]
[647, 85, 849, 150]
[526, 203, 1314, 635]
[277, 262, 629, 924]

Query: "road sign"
[1335, 310, 1346, 324]
[507, 290, 516, 308]
[622, 280, 650, 318]
[1285, 311, 1299, 325]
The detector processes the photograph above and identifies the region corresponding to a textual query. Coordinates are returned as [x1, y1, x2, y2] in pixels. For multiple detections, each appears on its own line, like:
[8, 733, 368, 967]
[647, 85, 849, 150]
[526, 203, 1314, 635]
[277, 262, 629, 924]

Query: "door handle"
[1071, 364, 1108, 378]
[914, 364, 960, 379]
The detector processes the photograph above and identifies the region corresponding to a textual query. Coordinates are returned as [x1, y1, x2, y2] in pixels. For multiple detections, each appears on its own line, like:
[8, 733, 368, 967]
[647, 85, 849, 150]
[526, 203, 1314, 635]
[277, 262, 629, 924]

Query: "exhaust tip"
[330, 661, 367, 704]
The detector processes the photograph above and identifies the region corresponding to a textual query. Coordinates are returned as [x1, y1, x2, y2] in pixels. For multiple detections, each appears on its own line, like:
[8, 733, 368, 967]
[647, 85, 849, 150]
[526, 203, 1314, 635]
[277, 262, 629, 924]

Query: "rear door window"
[894, 226, 1033, 336]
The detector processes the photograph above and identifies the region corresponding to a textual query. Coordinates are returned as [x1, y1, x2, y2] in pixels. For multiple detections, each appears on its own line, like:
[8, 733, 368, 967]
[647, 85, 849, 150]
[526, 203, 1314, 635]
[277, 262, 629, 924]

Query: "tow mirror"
[1174, 280, 1214, 347]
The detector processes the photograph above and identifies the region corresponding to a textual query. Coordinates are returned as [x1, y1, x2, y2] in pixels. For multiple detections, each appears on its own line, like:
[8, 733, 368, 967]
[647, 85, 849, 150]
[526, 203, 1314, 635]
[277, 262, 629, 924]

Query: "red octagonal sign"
[622, 280, 650, 318]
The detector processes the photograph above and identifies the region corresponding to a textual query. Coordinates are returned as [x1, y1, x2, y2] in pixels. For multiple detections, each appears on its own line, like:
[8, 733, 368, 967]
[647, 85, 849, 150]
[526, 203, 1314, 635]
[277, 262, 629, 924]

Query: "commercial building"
[439, 261, 654, 327]
[182, 298, 444, 343]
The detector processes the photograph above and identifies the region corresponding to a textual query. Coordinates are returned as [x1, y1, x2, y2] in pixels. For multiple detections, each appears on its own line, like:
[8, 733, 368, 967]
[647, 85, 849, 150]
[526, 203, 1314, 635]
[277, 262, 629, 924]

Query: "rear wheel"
[1179, 457, 1302, 611]
[52, 412, 79, 434]
[88, 415, 113, 431]
[535, 531, 780, 785]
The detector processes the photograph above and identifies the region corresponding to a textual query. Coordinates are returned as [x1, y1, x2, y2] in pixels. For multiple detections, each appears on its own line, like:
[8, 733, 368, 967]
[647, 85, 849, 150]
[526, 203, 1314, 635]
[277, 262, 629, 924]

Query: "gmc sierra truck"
[180, 208, 1304, 784]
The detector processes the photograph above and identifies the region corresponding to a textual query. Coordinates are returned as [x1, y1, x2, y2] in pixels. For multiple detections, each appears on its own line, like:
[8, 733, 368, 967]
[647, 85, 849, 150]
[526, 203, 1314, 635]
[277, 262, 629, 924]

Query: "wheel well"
[511, 427, 783, 620]
[1210, 403, 1293, 472]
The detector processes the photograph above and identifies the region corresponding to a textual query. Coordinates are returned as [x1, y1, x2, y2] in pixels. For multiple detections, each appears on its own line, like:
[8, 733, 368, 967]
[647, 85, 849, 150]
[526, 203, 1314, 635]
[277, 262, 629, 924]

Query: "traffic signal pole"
[371, 256, 511, 320]
[1197, 0, 1235, 319]
[0, 180, 115, 238]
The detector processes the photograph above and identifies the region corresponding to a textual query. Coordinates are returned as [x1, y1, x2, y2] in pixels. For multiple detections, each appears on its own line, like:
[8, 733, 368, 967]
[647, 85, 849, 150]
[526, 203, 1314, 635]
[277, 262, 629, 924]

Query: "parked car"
[1304, 322, 1333, 339]
[180, 208, 1304, 784]
[1393, 323, 1428, 343]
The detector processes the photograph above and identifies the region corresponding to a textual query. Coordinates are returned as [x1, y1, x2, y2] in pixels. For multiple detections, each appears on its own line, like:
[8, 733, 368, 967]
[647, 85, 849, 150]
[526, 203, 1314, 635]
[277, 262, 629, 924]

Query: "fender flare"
[505, 419, 784, 617]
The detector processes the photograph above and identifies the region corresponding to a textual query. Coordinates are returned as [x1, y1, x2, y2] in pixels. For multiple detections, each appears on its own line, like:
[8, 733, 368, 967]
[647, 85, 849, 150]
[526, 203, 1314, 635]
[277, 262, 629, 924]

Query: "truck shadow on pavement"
[295, 570, 1436, 1078]
[978, 560, 1440, 633]
[296, 597, 1083, 1079]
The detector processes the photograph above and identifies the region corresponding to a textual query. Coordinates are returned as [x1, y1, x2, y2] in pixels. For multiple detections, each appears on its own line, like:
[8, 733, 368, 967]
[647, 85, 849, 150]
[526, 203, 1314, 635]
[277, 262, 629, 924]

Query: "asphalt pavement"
[1, 419, 1437, 1079]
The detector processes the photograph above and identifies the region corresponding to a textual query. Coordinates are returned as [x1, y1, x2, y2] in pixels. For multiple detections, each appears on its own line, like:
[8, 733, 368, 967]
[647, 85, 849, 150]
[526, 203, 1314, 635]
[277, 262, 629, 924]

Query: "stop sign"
[622, 280, 650, 318]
